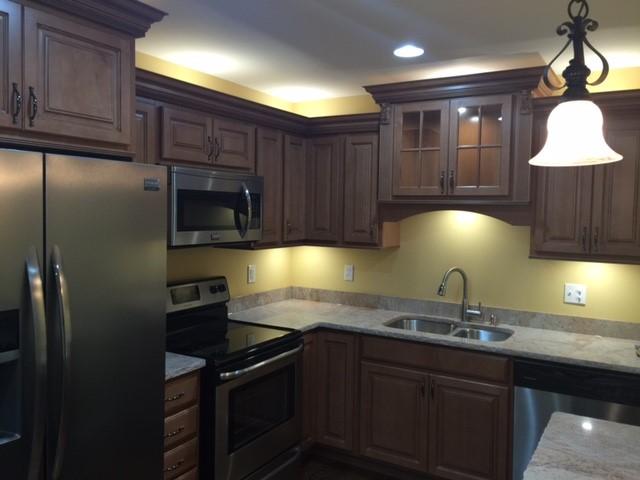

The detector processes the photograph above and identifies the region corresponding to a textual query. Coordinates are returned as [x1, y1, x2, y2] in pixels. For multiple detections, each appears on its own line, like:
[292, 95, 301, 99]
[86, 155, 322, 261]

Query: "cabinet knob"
[593, 226, 600, 252]
[286, 221, 292, 234]
[11, 83, 21, 125]
[439, 171, 445, 194]
[207, 136, 214, 160]
[449, 170, 455, 190]
[28, 87, 38, 127]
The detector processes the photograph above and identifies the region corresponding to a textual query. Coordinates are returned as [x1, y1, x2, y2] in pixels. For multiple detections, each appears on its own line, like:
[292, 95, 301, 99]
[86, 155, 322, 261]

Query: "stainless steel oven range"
[166, 277, 302, 480]
[169, 166, 264, 247]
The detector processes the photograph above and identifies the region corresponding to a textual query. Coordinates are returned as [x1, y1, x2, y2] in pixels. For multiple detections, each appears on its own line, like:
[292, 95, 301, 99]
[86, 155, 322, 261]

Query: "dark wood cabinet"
[316, 331, 356, 452]
[306, 136, 343, 242]
[213, 117, 255, 171]
[23, 6, 132, 145]
[0, 0, 21, 130]
[532, 94, 640, 262]
[302, 333, 317, 449]
[134, 99, 158, 164]
[256, 128, 284, 245]
[359, 362, 428, 472]
[344, 133, 379, 245]
[283, 134, 307, 242]
[428, 375, 509, 480]
[161, 106, 213, 166]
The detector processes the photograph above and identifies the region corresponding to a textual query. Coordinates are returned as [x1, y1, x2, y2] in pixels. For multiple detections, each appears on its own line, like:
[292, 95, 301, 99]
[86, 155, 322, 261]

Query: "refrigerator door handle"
[25, 248, 47, 480]
[51, 245, 72, 480]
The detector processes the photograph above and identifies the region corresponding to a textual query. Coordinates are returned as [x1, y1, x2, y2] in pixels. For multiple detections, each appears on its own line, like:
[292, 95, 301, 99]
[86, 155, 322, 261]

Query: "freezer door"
[0, 150, 45, 480]
[45, 155, 167, 480]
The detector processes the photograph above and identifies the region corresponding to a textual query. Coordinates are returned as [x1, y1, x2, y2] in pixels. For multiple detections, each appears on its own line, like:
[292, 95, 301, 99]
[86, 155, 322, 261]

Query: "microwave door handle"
[25, 247, 47, 480]
[219, 344, 302, 381]
[240, 182, 252, 238]
[51, 246, 72, 480]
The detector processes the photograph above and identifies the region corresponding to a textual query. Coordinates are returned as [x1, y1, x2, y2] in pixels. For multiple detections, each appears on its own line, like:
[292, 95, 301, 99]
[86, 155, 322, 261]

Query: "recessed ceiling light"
[393, 44, 424, 58]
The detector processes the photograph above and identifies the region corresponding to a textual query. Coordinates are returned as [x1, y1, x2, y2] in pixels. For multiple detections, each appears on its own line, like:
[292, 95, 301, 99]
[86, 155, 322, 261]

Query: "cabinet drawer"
[174, 468, 198, 480]
[361, 336, 510, 384]
[163, 438, 198, 480]
[165, 373, 199, 416]
[164, 405, 199, 451]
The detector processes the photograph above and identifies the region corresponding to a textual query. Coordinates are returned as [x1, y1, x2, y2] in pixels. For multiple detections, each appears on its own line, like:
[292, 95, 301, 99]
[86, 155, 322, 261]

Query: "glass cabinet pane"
[402, 112, 420, 149]
[480, 104, 503, 145]
[399, 151, 420, 188]
[457, 106, 480, 146]
[422, 110, 441, 148]
[479, 147, 501, 186]
[421, 150, 442, 188]
[457, 148, 479, 187]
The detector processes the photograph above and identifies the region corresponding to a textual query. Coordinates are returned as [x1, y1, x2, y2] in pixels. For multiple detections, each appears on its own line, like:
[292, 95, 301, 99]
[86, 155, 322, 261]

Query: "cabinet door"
[344, 133, 379, 245]
[533, 166, 593, 255]
[316, 331, 356, 452]
[213, 117, 255, 171]
[449, 96, 512, 196]
[302, 333, 317, 449]
[393, 100, 449, 196]
[133, 99, 158, 164]
[306, 136, 343, 242]
[591, 112, 640, 258]
[161, 106, 213, 166]
[429, 375, 509, 480]
[0, 0, 21, 129]
[283, 135, 306, 242]
[360, 362, 428, 472]
[256, 128, 284, 245]
[23, 7, 132, 144]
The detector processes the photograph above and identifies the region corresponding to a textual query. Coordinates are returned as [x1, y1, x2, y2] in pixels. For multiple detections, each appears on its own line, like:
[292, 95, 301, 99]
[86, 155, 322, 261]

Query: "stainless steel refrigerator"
[0, 150, 167, 479]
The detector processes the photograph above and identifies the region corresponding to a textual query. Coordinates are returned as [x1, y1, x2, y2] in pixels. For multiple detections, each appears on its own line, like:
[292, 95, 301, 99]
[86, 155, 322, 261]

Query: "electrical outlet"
[564, 283, 587, 305]
[344, 264, 354, 282]
[247, 264, 256, 284]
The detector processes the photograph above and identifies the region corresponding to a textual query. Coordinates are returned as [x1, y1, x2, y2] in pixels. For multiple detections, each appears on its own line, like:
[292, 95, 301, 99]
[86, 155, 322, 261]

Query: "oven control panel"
[166, 277, 230, 313]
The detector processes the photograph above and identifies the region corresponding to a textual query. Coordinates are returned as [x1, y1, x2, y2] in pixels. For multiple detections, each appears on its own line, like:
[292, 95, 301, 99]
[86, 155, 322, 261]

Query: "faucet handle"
[465, 301, 483, 318]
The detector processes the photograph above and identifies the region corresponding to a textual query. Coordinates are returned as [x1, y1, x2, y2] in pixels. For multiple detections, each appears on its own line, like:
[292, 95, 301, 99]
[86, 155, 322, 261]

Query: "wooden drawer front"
[163, 438, 197, 480]
[361, 336, 510, 384]
[174, 468, 198, 480]
[164, 405, 198, 451]
[165, 373, 199, 416]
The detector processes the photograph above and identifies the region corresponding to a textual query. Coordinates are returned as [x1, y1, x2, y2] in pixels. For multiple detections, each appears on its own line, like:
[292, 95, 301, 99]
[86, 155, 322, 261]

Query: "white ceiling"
[137, 0, 640, 102]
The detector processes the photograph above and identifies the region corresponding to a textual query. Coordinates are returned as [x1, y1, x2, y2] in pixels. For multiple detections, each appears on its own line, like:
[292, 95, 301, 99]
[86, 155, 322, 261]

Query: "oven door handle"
[219, 344, 302, 381]
[239, 182, 252, 239]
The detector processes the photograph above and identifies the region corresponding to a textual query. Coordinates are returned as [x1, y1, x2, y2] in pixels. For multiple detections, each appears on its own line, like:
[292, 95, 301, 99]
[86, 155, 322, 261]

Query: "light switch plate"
[564, 283, 587, 305]
[344, 264, 354, 282]
[247, 264, 256, 284]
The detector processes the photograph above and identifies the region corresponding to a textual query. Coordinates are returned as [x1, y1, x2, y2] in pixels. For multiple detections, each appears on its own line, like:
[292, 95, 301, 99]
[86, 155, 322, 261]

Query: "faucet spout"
[437, 267, 469, 322]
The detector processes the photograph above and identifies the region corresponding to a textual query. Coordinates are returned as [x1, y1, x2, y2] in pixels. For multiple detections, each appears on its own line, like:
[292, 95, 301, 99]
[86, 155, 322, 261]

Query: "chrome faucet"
[437, 267, 482, 322]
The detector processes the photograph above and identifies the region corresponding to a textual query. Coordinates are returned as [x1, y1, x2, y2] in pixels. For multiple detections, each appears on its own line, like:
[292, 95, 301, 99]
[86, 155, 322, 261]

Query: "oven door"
[215, 344, 302, 480]
[170, 167, 263, 246]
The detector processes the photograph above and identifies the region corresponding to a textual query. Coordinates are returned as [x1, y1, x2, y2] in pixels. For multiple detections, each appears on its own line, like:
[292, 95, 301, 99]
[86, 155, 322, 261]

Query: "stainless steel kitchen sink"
[384, 316, 513, 342]
[451, 326, 513, 342]
[384, 316, 456, 335]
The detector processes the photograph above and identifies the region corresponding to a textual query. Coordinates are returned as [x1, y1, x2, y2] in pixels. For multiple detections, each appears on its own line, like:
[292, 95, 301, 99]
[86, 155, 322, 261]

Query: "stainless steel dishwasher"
[513, 359, 640, 480]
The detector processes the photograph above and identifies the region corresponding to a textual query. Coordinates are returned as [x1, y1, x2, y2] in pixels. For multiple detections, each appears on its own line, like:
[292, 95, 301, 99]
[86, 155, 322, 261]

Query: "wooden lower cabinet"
[302, 333, 317, 448]
[428, 375, 509, 480]
[164, 372, 201, 480]
[316, 331, 357, 452]
[359, 362, 429, 472]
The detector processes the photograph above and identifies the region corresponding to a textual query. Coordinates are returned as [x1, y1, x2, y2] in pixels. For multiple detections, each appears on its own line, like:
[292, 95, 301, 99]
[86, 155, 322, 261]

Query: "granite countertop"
[524, 412, 640, 479]
[230, 299, 640, 375]
[165, 352, 206, 381]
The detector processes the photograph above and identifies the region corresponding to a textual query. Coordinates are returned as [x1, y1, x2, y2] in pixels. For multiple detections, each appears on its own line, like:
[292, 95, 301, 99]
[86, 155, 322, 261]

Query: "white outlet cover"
[247, 264, 256, 284]
[344, 264, 354, 282]
[564, 283, 587, 305]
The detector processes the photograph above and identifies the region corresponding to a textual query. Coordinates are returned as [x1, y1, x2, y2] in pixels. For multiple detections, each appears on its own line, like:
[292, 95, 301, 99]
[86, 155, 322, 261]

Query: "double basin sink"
[385, 316, 513, 342]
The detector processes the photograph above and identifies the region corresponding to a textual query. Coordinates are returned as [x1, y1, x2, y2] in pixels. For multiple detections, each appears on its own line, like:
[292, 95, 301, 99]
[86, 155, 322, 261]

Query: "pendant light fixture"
[529, 0, 622, 167]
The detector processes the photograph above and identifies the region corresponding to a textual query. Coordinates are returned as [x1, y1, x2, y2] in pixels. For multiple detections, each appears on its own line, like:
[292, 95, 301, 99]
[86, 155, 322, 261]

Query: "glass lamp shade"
[529, 100, 623, 167]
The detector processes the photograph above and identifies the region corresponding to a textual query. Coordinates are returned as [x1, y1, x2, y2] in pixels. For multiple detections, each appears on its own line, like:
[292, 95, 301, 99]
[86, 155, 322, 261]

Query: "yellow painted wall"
[167, 246, 291, 297]
[291, 95, 379, 117]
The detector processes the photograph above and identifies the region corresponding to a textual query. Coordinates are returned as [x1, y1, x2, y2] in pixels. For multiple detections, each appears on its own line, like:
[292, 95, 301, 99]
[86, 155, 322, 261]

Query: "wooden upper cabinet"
[0, 0, 21, 130]
[393, 100, 449, 196]
[306, 136, 343, 242]
[344, 133, 379, 245]
[133, 99, 158, 164]
[428, 375, 509, 480]
[161, 106, 213, 166]
[213, 117, 255, 171]
[316, 331, 356, 452]
[449, 95, 512, 196]
[22, 6, 132, 145]
[591, 112, 640, 258]
[359, 362, 428, 472]
[283, 134, 306, 242]
[256, 128, 284, 245]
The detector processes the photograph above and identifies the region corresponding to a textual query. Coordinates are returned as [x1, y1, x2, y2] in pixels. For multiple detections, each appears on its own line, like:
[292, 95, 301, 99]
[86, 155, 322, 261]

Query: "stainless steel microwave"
[169, 166, 263, 247]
